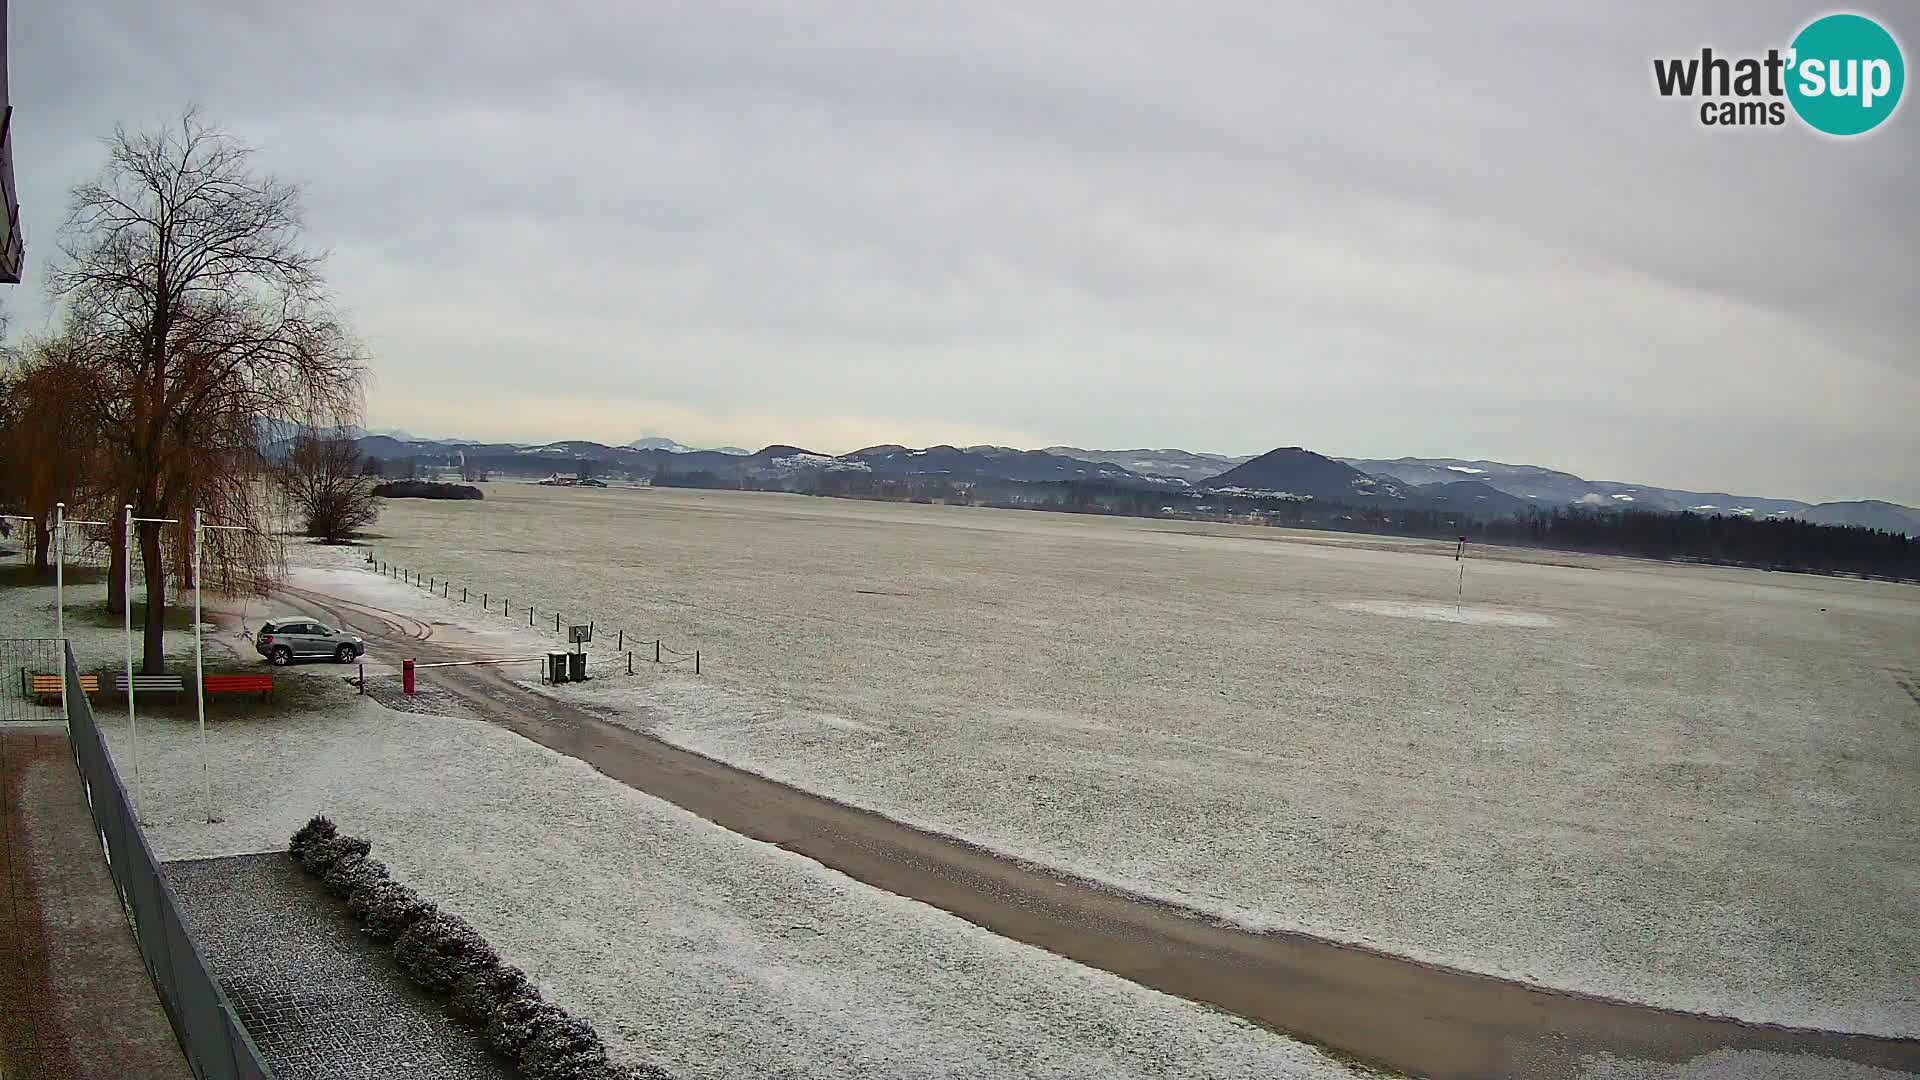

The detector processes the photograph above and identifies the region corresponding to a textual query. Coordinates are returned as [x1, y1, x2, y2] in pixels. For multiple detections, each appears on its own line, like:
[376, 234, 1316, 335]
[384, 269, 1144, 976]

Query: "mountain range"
[318, 432, 1920, 535]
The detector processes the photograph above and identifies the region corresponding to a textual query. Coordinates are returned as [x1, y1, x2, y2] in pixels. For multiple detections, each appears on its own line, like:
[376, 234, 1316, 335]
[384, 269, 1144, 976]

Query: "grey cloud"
[5, 0, 1916, 502]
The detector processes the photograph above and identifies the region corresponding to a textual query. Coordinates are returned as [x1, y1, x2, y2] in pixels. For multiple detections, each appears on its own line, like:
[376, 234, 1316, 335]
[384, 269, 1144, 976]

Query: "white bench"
[113, 673, 187, 696]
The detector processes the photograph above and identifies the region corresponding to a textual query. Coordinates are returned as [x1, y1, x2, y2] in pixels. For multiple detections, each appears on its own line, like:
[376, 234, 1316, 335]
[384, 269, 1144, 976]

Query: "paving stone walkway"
[0, 726, 190, 1080]
[166, 853, 514, 1080]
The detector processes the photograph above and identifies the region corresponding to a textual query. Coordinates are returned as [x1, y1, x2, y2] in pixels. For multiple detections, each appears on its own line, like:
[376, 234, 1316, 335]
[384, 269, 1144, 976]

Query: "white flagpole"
[56, 503, 66, 723]
[124, 504, 136, 798]
[49, 510, 109, 731]
[195, 508, 209, 823]
[193, 512, 249, 826]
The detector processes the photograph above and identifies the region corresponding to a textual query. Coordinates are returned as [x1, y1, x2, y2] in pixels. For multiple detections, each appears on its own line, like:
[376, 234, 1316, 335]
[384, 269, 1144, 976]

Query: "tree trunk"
[138, 520, 168, 674]
[107, 524, 128, 615]
[31, 515, 51, 578]
[178, 521, 196, 590]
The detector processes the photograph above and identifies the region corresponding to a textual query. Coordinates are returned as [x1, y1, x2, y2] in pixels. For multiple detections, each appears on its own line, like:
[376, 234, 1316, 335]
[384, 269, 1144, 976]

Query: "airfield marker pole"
[655, 639, 661, 664]
[555, 613, 561, 633]
[616, 629, 623, 651]
[695, 651, 700, 675]
[463, 587, 468, 603]
[529, 606, 535, 626]
[627, 652, 633, 676]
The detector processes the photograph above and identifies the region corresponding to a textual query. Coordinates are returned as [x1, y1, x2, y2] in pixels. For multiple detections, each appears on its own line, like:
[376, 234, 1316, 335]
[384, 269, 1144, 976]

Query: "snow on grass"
[1337, 599, 1560, 627]
[268, 541, 561, 675]
[109, 677, 1363, 1080]
[1572, 1050, 1917, 1080]
[0, 548, 248, 675]
[321, 486, 1920, 1036]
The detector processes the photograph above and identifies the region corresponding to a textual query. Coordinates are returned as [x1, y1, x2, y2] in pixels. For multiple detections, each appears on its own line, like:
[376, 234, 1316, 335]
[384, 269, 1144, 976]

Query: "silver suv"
[255, 620, 367, 666]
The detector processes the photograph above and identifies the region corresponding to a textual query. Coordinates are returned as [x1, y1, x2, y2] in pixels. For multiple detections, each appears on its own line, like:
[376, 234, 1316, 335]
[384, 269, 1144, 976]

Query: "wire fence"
[362, 552, 703, 677]
[2, 638, 69, 724]
[64, 643, 276, 1079]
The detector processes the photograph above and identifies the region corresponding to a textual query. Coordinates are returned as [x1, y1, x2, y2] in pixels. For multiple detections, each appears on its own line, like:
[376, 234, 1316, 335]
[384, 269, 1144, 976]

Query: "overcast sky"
[6, 2, 1916, 503]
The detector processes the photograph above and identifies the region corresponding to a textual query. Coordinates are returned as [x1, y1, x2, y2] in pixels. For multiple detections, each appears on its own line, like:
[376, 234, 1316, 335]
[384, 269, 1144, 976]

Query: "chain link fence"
[2, 638, 66, 724]
[64, 643, 276, 1079]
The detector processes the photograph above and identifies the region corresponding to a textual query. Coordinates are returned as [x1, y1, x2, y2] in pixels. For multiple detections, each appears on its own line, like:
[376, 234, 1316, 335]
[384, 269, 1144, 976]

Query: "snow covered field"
[0, 553, 1371, 1078]
[340, 485, 1920, 1035]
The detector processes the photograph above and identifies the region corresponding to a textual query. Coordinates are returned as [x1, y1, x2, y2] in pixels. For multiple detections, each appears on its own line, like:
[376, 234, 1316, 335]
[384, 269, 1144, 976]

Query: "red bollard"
[403, 658, 415, 697]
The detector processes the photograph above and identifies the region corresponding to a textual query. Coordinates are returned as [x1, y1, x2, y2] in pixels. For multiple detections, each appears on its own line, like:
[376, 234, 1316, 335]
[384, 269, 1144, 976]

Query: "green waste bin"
[567, 651, 588, 682]
[546, 651, 570, 684]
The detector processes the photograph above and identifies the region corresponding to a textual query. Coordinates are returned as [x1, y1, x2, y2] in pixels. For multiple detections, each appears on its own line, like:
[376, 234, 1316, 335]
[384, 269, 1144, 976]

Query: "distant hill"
[1202, 447, 1409, 502]
[846, 444, 1174, 486]
[318, 428, 1917, 534]
[1341, 456, 1916, 534]
[1789, 500, 1920, 535]
[626, 435, 751, 455]
[1339, 456, 1810, 515]
[1406, 480, 1534, 519]
[1044, 447, 1254, 484]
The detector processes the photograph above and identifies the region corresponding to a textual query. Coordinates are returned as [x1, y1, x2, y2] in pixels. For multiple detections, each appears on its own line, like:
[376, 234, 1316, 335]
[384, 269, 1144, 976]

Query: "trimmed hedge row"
[289, 816, 667, 1080]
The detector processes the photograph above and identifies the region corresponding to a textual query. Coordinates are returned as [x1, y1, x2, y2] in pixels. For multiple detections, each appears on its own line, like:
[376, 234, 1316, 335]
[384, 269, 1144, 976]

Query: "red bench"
[203, 673, 273, 701]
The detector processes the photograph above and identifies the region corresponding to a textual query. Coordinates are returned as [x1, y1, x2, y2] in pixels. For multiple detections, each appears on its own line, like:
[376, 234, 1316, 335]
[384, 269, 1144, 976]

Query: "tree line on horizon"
[702, 469, 1918, 580]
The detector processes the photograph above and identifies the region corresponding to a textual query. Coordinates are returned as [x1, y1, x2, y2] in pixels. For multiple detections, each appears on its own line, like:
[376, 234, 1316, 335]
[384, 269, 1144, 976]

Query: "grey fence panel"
[64, 643, 275, 1079]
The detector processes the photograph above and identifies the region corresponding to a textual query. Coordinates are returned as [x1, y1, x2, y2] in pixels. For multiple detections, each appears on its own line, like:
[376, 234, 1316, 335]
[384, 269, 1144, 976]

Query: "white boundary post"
[124, 505, 134, 795]
[125, 506, 179, 810]
[194, 508, 251, 825]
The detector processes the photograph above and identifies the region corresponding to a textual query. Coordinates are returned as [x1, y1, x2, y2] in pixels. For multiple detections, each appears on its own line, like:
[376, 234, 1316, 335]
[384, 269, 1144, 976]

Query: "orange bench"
[24, 672, 100, 703]
[203, 673, 273, 701]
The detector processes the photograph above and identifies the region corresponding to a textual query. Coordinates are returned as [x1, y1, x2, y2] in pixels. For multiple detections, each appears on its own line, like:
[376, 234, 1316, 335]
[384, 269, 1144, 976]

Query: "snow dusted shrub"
[356, 880, 437, 942]
[393, 911, 499, 993]
[518, 1009, 612, 1080]
[299, 832, 371, 876]
[287, 815, 337, 861]
[484, 989, 561, 1058]
[323, 853, 389, 898]
[449, 962, 529, 1025]
[345, 877, 392, 921]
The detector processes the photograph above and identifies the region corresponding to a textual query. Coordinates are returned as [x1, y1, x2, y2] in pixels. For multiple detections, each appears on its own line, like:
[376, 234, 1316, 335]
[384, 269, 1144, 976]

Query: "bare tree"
[50, 110, 366, 672]
[277, 435, 381, 542]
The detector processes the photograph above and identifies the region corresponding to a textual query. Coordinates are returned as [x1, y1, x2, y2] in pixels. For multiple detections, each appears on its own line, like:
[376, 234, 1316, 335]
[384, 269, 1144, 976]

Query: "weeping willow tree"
[49, 109, 365, 672]
[0, 337, 115, 577]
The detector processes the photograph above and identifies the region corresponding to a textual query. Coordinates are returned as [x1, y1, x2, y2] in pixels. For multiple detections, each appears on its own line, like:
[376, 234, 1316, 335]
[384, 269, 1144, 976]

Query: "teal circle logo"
[1786, 13, 1905, 135]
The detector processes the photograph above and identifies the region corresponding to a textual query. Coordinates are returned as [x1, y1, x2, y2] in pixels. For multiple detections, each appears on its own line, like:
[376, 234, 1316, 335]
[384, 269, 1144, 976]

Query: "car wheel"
[335, 645, 356, 664]
[270, 646, 293, 666]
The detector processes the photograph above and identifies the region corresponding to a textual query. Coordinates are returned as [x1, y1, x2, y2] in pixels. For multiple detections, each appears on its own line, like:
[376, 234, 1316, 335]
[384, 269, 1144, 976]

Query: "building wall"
[0, 0, 21, 285]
